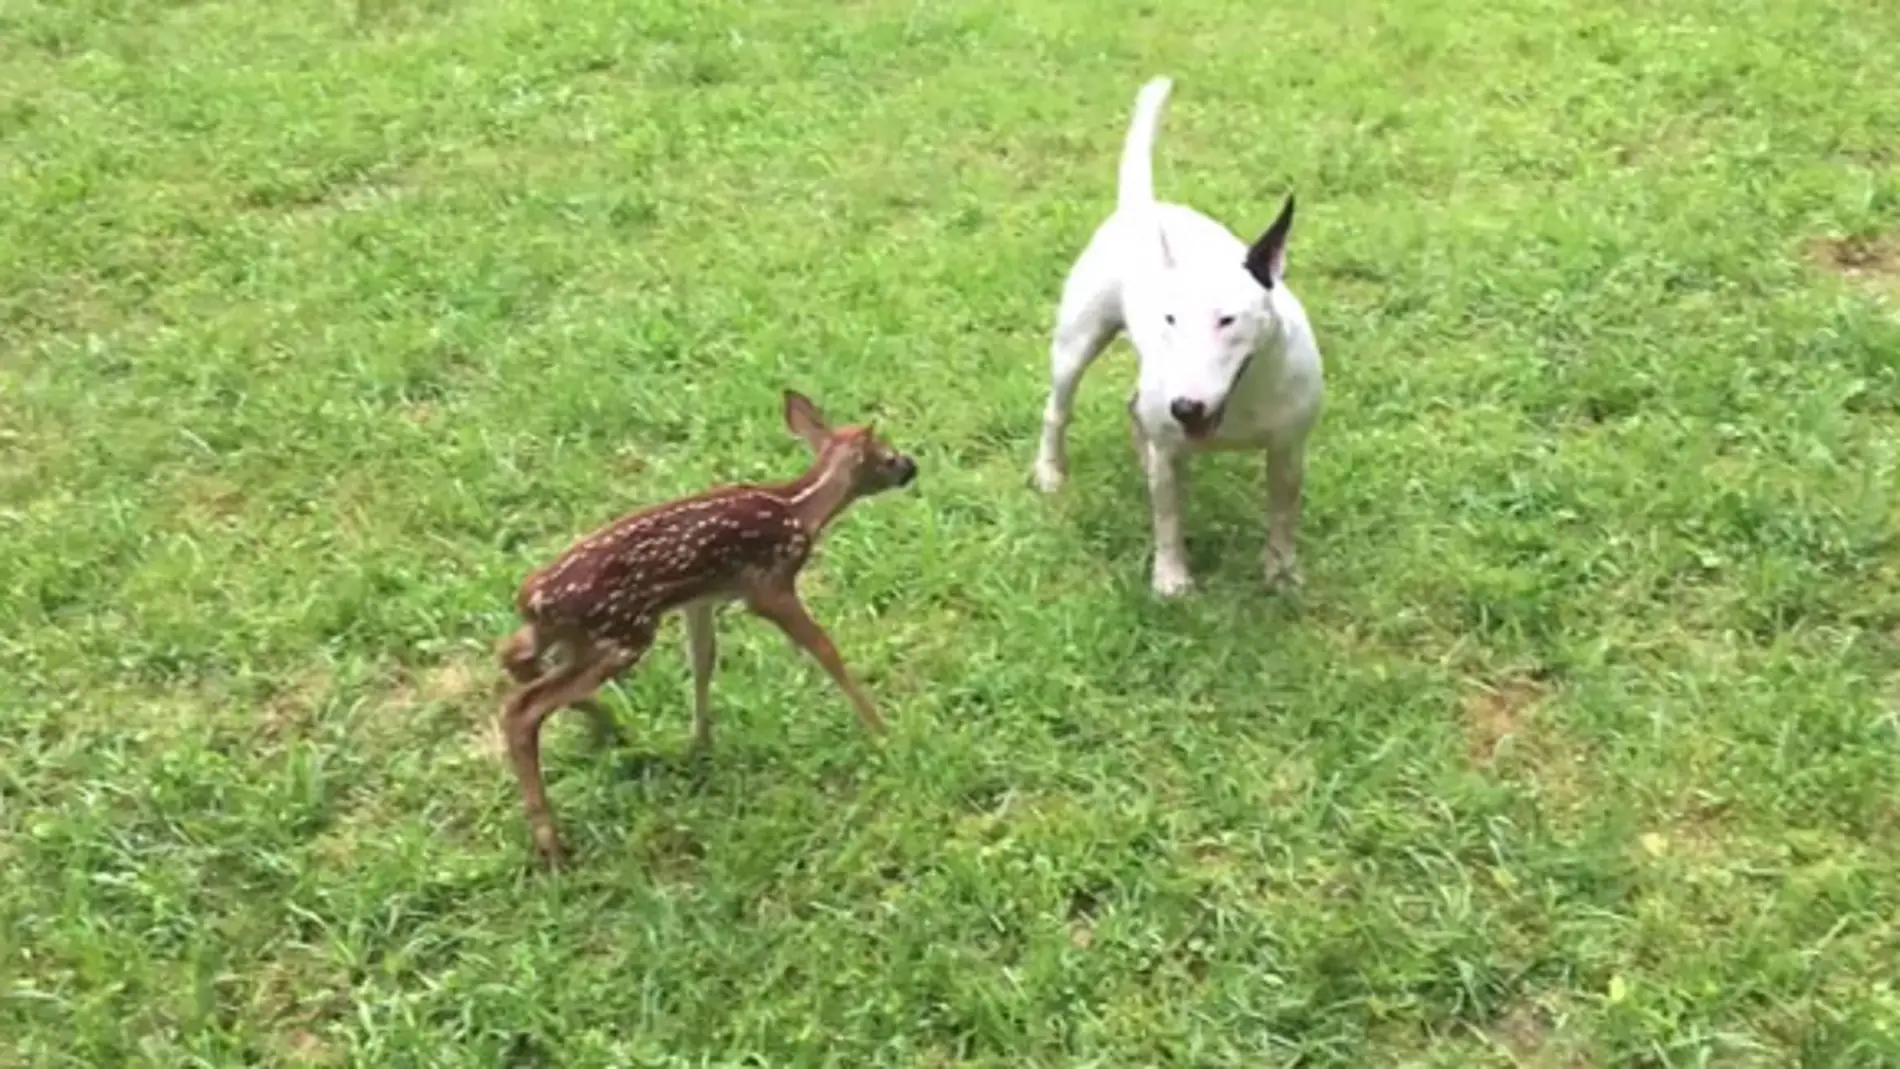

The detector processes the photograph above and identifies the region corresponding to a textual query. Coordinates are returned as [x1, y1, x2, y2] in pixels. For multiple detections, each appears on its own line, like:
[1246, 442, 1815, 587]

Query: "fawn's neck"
[777, 444, 857, 533]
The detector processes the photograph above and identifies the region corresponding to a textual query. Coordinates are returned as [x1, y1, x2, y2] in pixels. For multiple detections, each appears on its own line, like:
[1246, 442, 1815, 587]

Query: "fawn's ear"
[1243, 193, 1295, 290]
[783, 390, 831, 451]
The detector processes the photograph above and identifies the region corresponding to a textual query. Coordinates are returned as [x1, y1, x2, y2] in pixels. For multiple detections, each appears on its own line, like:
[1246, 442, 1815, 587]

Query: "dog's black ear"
[1244, 193, 1295, 289]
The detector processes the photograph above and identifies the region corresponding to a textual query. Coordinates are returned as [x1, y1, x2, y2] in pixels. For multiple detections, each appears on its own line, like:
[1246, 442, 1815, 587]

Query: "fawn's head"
[783, 389, 917, 499]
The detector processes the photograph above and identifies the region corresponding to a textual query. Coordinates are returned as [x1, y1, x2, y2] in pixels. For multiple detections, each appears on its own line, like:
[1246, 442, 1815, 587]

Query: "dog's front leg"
[1263, 439, 1305, 589]
[1142, 436, 1193, 598]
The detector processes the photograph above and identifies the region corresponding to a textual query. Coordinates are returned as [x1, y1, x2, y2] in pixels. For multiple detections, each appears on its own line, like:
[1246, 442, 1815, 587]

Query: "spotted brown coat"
[494, 389, 918, 867]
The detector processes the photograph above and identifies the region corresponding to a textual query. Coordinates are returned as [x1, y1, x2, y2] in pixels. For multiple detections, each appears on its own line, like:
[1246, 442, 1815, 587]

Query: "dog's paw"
[1151, 561, 1195, 599]
[1031, 458, 1067, 494]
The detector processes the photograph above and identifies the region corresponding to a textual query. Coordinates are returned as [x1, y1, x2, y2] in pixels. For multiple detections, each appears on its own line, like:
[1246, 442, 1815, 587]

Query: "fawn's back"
[517, 487, 810, 638]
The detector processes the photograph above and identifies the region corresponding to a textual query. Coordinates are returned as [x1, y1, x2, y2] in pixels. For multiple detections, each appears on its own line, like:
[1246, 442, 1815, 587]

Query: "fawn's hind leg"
[497, 625, 541, 680]
[501, 626, 652, 865]
[498, 625, 619, 749]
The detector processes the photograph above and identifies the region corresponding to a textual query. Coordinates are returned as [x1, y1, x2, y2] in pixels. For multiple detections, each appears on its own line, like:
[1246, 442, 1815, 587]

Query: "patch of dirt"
[1810, 233, 1900, 296]
[1873, 796, 1900, 849]
[641, 823, 707, 884]
[421, 658, 483, 704]
[258, 665, 335, 742]
[1489, 1002, 1552, 1059]
[468, 715, 508, 761]
[399, 656, 506, 762]
[251, 955, 351, 1064]
[174, 474, 248, 528]
[1461, 676, 1548, 766]
[283, 1029, 337, 1065]
[251, 169, 410, 221]
[367, 656, 489, 715]
[1815, 232, 1899, 273]
[1663, 791, 1736, 862]
[1484, 997, 1593, 1067]
[325, 655, 503, 762]
[377, 677, 421, 713]
[1460, 674, 1597, 814]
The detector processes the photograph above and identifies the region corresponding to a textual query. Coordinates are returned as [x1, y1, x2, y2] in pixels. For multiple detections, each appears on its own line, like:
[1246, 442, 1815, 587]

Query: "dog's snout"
[894, 455, 917, 485]
[1170, 398, 1207, 426]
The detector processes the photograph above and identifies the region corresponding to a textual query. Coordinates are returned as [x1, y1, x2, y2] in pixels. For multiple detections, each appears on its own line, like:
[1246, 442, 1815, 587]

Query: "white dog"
[1032, 76, 1324, 598]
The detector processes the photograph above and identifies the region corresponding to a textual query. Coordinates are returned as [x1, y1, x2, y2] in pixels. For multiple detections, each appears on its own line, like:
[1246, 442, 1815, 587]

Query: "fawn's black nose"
[1170, 398, 1212, 435]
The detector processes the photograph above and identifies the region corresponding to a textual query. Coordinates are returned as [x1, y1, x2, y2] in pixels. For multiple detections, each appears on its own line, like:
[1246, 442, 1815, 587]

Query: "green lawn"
[5, 0, 1899, 1063]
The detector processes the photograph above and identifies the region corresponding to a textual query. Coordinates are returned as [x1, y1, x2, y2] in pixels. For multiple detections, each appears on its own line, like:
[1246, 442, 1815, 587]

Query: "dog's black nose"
[1170, 398, 1207, 428]
[894, 456, 917, 485]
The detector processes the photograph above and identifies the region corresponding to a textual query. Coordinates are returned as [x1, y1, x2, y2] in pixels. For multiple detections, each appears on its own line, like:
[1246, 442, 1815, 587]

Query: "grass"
[3, 0, 1899, 1063]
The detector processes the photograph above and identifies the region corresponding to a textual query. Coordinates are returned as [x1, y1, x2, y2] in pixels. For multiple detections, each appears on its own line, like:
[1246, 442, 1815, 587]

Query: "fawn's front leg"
[748, 583, 886, 734]
[683, 601, 717, 752]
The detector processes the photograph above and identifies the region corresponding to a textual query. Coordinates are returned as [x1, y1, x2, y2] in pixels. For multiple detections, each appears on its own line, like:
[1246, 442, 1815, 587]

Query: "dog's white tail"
[1116, 77, 1173, 212]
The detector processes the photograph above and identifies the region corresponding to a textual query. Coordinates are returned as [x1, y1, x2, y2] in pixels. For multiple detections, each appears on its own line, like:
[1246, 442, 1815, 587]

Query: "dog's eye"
[1217, 315, 1236, 329]
[1163, 314, 1175, 326]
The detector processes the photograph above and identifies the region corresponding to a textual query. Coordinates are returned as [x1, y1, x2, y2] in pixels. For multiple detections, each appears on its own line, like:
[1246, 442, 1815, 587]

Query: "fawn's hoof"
[532, 831, 570, 870]
[1263, 552, 1304, 592]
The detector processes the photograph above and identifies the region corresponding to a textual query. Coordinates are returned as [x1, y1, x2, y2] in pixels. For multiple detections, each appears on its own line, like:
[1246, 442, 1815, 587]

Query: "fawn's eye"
[1217, 315, 1236, 329]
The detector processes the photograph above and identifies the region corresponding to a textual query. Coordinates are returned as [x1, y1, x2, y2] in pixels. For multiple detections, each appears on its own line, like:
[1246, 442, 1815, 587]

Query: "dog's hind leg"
[1033, 251, 1122, 493]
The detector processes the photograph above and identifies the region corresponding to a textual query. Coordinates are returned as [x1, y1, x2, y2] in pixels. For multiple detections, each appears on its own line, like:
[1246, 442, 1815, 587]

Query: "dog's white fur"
[1032, 76, 1324, 598]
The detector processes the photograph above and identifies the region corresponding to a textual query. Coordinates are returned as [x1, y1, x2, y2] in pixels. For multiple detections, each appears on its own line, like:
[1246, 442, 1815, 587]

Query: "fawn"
[496, 390, 918, 865]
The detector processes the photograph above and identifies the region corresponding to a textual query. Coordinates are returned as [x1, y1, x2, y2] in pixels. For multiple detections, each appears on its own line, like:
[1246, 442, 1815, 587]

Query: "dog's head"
[1148, 194, 1296, 441]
